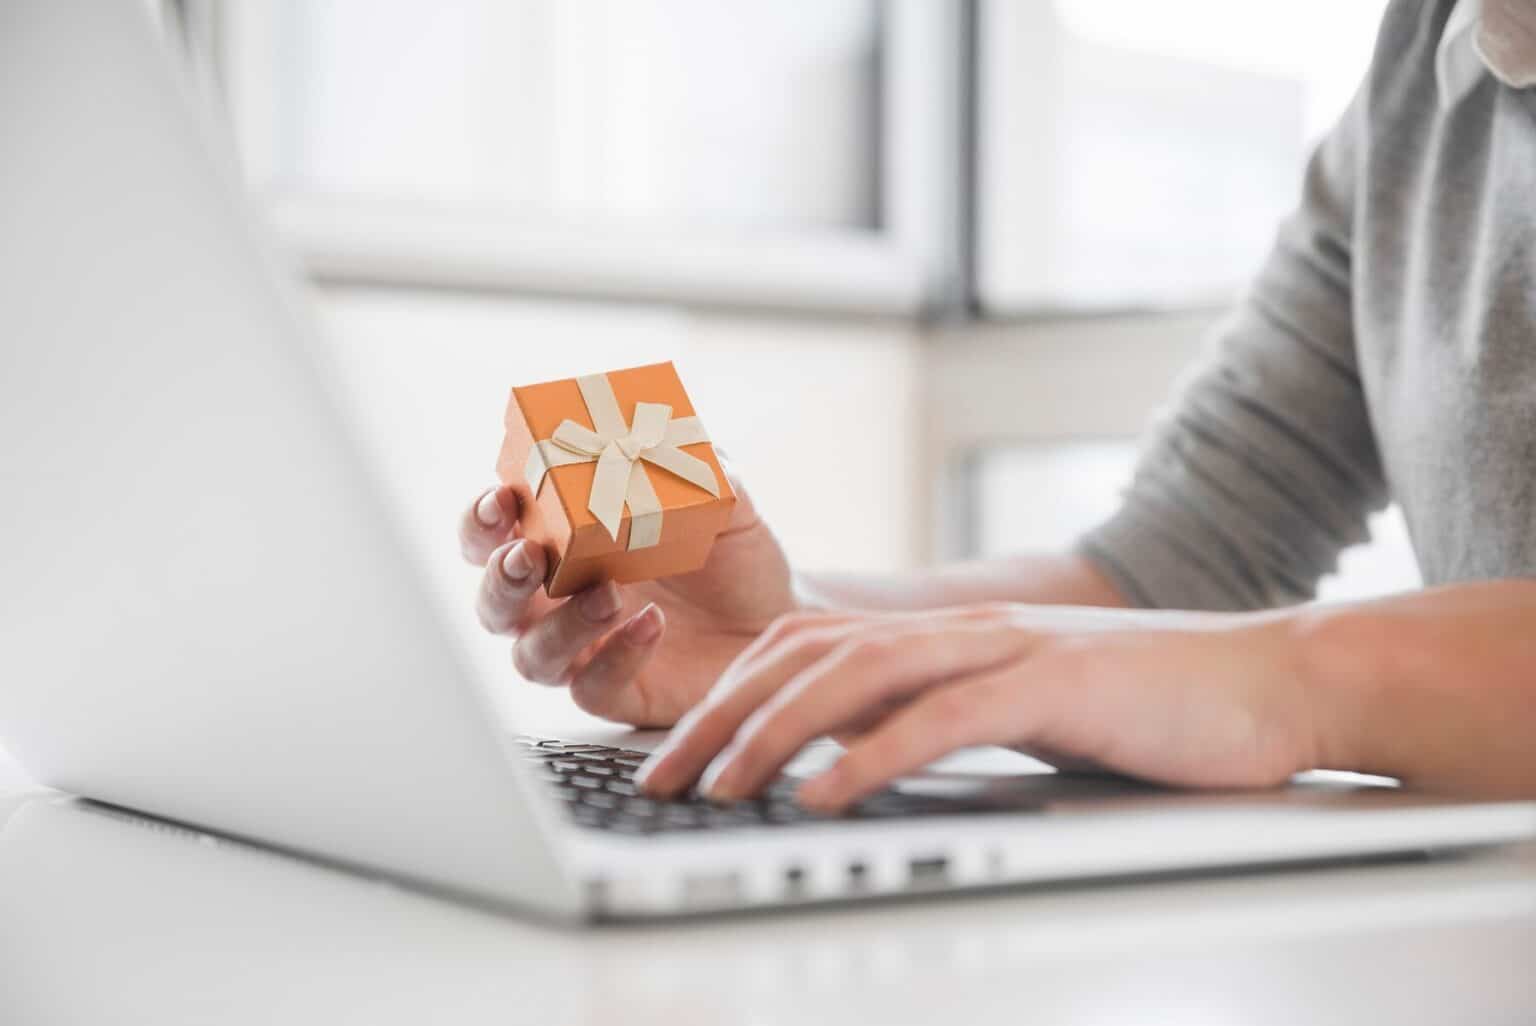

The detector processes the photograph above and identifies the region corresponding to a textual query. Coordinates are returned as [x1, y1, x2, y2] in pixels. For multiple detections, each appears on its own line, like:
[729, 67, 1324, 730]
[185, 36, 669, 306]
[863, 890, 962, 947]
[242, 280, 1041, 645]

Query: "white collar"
[1437, 0, 1486, 109]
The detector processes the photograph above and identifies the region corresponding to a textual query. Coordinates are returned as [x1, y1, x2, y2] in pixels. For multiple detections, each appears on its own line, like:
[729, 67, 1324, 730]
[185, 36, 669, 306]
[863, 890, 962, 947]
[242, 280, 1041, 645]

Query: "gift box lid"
[506, 361, 730, 537]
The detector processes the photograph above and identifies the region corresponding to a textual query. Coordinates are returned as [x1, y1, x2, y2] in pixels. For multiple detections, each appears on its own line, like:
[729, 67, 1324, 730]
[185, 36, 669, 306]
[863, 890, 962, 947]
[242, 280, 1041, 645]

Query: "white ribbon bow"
[524, 373, 721, 550]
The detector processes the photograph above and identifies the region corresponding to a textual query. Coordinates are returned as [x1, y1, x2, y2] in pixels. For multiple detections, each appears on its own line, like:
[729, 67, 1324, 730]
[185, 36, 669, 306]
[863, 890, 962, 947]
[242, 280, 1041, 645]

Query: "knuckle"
[753, 629, 841, 681]
[960, 601, 1014, 623]
[739, 705, 794, 755]
[781, 630, 835, 664]
[761, 610, 828, 646]
[924, 688, 976, 727]
[832, 633, 903, 673]
[790, 623, 856, 659]
[744, 624, 840, 675]
[696, 664, 758, 712]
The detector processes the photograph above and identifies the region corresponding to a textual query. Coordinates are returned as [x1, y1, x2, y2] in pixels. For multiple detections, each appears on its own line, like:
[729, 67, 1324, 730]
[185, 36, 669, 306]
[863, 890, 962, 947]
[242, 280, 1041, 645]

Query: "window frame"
[190, 0, 969, 317]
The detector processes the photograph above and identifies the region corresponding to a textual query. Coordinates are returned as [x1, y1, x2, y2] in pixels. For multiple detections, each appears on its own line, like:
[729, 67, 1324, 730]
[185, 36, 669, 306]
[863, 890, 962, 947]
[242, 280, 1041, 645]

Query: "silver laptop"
[3, 0, 1534, 924]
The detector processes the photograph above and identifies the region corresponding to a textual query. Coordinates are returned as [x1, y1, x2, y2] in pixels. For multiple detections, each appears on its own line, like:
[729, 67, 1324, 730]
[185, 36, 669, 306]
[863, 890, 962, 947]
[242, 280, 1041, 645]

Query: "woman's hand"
[636, 605, 1321, 810]
[459, 473, 797, 727]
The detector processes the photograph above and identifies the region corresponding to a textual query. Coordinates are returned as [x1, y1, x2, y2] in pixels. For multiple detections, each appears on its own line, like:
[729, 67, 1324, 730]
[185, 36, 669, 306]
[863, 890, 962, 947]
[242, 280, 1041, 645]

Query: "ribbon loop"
[527, 376, 718, 550]
[622, 402, 672, 457]
[551, 420, 607, 458]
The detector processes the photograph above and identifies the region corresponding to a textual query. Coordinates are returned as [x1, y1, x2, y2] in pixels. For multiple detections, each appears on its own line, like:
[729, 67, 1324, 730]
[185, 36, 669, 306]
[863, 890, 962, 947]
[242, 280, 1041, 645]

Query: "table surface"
[4, 691, 1536, 1026]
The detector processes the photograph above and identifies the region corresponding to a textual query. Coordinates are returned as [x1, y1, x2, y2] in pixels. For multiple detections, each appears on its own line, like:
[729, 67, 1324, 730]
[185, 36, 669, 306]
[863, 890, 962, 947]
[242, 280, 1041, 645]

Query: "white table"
[4, 695, 1536, 1026]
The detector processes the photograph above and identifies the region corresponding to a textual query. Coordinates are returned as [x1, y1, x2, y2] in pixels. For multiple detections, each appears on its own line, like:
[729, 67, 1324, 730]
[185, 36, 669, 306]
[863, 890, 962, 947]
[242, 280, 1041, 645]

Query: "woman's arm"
[1298, 579, 1536, 796]
[638, 581, 1536, 807]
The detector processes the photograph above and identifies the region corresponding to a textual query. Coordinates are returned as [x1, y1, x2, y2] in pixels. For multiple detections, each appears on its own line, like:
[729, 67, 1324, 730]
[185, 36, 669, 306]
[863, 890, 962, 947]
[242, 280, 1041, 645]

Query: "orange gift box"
[496, 361, 736, 598]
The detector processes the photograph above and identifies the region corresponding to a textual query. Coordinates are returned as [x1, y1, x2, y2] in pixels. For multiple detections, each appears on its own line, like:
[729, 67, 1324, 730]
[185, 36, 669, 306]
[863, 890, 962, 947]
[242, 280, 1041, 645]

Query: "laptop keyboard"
[513, 736, 1009, 834]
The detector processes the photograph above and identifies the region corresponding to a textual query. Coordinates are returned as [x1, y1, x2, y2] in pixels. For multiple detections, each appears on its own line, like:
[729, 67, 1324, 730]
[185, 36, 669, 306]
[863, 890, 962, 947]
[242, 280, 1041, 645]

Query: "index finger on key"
[460, 485, 519, 566]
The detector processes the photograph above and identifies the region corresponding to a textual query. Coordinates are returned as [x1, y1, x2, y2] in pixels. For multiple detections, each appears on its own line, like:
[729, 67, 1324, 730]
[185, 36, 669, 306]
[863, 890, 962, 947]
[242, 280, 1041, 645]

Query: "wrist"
[1284, 603, 1396, 775]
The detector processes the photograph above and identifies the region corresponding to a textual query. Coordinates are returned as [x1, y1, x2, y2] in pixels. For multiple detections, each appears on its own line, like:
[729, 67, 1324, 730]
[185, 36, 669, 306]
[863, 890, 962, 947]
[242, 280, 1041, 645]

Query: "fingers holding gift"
[477, 539, 548, 635]
[510, 580, 627, 684]
[693, 621, 1036, 802]
[460, 485, 520, 566]
[504, 365, 734, 597]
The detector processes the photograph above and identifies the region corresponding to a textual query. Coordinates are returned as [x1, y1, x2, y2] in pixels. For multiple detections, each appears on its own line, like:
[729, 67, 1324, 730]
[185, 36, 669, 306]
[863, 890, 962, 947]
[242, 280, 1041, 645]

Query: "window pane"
[978, 0, 1388, 311]
[973, 440, 1137, 556]
[969, 440, 1421, 600]
[253, 0, 879, 231]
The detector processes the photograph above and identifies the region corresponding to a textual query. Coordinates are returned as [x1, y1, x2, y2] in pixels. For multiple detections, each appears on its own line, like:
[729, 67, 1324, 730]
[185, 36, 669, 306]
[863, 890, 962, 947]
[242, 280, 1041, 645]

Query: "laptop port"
[907, 856, 950, 889]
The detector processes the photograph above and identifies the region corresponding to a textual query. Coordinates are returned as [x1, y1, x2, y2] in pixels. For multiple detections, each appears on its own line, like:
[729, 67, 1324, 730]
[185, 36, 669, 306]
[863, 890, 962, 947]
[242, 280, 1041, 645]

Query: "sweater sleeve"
[1077, 82, 1388, 611]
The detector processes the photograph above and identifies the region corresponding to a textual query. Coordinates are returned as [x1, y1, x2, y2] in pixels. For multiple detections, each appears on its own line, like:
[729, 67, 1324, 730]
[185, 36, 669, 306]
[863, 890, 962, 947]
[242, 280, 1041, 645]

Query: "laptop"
[3, 0, 1534, 924]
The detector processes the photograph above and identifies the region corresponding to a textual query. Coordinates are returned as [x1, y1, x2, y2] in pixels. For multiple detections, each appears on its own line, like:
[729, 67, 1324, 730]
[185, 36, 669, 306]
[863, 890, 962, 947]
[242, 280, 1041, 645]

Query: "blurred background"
[170, 0, 1419, 607]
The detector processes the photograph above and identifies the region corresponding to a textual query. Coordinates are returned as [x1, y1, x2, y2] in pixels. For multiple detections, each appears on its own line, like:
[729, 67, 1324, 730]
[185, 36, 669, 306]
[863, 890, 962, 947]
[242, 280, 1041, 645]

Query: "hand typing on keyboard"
[634, 605, 1320, 814]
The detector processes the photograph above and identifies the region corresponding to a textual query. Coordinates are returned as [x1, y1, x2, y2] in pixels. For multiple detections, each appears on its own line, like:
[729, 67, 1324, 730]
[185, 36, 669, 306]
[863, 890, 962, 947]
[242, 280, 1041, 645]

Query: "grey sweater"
[1080, 0, 1536, 610]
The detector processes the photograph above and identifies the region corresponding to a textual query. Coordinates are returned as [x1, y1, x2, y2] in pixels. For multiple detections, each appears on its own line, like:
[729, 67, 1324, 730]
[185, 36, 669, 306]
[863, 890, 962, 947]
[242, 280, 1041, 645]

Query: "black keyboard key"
[763, 802, 814, 824]
[518, 734, 1017, 835]
[605, 815, 656, 835]
[661, 806, 704, 828]
[571, 805, 608, 827]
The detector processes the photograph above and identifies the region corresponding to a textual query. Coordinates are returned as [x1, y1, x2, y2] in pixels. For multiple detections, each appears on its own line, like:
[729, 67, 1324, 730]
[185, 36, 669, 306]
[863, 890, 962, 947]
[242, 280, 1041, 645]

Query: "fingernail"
[700, 770, 732, 802]
[633, 749, 673, 792]
[475, 490, 503, 527]
[501, 542, 533, 582]
[633, 755, 661, 789]
[577, 583, 621, 623]
[699, 755, 740, 802]
[623, 603, 663, 645]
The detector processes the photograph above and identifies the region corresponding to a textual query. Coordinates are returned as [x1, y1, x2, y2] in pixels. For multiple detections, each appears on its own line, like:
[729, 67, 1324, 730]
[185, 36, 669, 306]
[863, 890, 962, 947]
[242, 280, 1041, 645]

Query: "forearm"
[798, 551, 1128, 613]
[1295, 579, 1536, 796]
